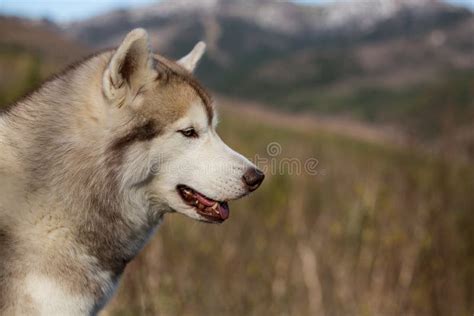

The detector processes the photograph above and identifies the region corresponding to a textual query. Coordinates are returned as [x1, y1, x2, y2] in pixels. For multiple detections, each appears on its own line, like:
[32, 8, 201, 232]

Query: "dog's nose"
[242, 167, 265, 191]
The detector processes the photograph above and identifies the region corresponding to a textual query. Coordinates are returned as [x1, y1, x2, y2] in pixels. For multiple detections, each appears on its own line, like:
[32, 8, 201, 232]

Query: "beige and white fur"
[0, 29, 263, 315]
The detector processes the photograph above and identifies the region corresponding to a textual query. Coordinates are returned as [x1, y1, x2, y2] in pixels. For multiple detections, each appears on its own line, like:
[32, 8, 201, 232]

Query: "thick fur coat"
[0, 29, 263, 315]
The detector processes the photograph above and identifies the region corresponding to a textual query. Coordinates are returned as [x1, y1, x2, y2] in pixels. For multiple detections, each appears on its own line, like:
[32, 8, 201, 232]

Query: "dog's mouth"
[177, 185, 230, 223]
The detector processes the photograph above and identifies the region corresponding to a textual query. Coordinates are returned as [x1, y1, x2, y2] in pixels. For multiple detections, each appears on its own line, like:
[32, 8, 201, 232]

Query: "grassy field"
[102, 104, 474, 316]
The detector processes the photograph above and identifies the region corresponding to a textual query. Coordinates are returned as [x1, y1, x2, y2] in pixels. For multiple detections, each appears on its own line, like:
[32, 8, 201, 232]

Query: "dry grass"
[102, 102, 474, 316]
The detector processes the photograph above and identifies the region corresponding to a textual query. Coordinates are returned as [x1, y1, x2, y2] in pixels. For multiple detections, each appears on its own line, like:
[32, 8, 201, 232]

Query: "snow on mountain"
[68, 0, 456, 37]
[319, 0, 444, 30]
[66, 0, 468, 49]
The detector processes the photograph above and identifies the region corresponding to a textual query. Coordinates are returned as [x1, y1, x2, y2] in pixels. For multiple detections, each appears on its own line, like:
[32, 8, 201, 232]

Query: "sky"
[0, 0, 472, 23]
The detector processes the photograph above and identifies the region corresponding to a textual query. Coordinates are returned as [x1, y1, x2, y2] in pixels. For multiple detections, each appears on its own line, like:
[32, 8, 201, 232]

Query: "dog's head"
[101, 29, 264, 223]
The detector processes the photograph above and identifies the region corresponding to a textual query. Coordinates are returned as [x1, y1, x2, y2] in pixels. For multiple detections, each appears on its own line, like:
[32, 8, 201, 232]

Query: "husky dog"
[0, 28, 264, 315]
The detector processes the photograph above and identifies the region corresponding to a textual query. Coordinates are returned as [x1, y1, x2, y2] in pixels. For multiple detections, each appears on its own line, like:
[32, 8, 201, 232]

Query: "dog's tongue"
[218, 202, 230, 220]
[195, 193, 229, 220]
[196, 194, 215, 207]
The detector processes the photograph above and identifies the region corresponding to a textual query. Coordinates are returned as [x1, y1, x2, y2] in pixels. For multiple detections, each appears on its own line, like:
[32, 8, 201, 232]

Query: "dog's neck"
[0, 52, 167, 313]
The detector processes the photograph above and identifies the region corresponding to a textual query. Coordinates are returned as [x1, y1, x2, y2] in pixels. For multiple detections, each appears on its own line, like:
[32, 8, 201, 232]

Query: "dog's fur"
[0, 29, 261, 315]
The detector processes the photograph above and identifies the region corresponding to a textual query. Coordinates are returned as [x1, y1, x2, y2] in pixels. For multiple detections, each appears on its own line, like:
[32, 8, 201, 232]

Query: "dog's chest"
[23, 272, 116, 315]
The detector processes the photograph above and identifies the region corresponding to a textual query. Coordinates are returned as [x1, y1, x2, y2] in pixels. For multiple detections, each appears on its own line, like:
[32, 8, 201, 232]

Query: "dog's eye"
[179, 127, 199, 138]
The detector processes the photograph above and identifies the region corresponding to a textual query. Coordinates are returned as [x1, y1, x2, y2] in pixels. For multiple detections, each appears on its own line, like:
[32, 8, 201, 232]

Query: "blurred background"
[1, 0, 473, 315]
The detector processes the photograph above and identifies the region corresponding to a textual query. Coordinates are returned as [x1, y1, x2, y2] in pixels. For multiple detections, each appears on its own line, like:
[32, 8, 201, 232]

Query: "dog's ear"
[177, 41, 206, 73]
[103, 28, 155, 105]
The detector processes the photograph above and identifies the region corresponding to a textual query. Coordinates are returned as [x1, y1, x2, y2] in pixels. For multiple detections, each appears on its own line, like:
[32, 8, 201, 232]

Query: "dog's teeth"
[208, 203, 218, 214]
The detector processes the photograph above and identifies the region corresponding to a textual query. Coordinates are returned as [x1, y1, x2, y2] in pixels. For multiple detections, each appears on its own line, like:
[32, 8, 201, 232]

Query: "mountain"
[67, 0, 471, 53]
[0, 16, 86, 62]
[68, 0, 467, 43]
[64, 0, 473, 151]
[65, 0, 472, 86]
[0, 16, 88, 105]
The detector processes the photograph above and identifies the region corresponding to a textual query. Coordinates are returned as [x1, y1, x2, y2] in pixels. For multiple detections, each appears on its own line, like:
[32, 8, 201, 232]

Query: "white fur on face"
[148, 102, 256, 221]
